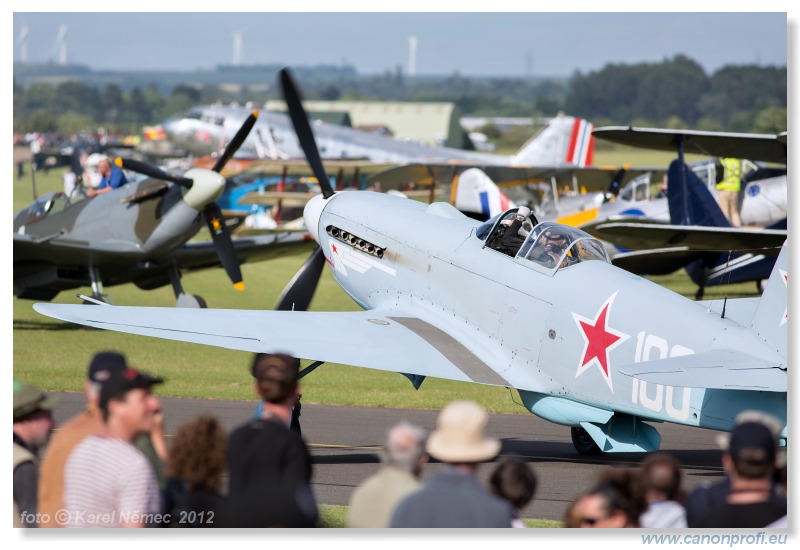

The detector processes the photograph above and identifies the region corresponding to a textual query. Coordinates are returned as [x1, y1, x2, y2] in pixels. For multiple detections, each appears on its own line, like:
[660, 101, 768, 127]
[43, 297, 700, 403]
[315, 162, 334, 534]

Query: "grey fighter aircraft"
[14, 111, 311, 307]
[35, 69, 787, 454]
[162, 103, 595, 167]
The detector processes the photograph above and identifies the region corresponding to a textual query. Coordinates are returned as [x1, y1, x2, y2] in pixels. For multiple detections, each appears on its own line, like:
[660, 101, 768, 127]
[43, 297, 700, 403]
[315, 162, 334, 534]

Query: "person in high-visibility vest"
[716, 157, 742, 227]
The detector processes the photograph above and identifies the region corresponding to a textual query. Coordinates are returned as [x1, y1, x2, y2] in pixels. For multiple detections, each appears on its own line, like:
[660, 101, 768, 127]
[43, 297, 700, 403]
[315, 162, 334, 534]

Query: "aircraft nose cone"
[161, 117, 180, 139]
[303, 194, 327, 243]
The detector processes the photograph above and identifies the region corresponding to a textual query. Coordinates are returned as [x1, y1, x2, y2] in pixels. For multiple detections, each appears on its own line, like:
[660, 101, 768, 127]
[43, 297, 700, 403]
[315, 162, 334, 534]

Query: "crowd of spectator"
[13, 353, 787, 529]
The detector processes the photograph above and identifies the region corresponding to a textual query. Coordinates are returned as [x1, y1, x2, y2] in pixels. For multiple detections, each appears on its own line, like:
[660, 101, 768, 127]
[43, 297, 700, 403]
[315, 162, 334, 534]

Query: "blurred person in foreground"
[572, 468, 647, 528]
[62, 366, 164, 527]
[685, 410, 785, 527]
[639, 453, 687, 528]
[390, 401, 513, 528]
[38, 351, 168, 527]
[163, 414, 228, 527]
[13, 380, 57, 528]
[347, 421, 427, 528]
[489, 456, 538, 528]
[226, 352, 318, 527]
[694, 419, 786, 528]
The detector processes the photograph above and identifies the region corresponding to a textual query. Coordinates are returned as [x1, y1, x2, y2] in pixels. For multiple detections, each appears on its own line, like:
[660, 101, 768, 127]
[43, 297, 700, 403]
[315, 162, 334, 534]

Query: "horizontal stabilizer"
[618, 350, 786, 392]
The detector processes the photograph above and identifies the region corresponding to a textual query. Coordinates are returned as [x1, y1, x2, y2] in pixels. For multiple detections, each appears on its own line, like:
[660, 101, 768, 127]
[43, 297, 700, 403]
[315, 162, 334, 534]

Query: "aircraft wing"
[584, 220, 787, 252]
[238, 191, 317, 208]
[227, 158, 396, 178]
[32, 304, 509, 386]
[366, 163, 663, 192]
[172, 232, 314, 272]
[618, 350, 786, 392]
[592, 126, 787, 164]
[610, 247, 707, 276]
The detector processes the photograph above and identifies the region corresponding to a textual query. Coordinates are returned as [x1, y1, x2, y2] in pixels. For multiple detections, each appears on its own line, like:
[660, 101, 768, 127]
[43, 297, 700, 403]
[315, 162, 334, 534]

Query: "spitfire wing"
[32, 304, 508, 386]
[171, 232, 314, 272]
[618, 350, 786, 392]
[586, 221, 787, 252]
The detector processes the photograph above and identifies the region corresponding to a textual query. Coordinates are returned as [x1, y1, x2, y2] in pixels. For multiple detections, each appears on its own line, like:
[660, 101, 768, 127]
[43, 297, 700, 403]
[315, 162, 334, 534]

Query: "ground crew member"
[717, 157, 742, 227]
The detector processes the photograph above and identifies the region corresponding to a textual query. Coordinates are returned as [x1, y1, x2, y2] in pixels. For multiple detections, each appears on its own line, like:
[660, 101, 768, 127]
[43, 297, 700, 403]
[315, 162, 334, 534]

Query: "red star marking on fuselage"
[572, 291, 630, 392]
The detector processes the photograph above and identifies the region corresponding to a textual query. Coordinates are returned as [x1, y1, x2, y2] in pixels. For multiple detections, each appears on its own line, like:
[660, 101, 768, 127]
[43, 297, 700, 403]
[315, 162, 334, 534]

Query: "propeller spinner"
[116, 110, 259, 291]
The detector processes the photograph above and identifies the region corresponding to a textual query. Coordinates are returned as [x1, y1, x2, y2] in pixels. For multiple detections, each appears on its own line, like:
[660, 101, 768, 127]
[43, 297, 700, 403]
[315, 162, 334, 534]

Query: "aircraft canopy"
[519, 221, 610, 270]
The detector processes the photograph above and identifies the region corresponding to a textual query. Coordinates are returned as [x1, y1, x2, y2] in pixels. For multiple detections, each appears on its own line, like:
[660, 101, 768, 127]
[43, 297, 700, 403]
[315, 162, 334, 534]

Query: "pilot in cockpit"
[528, 227, 571, 268]
[499, 206, 537, 257]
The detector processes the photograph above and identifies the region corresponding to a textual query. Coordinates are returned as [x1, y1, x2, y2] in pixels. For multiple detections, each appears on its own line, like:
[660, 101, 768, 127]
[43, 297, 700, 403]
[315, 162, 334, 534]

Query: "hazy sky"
[10, 8, 792, 78]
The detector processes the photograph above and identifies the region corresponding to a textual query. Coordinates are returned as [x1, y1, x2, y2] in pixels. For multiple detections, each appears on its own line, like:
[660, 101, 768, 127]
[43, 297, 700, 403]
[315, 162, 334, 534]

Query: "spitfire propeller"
[273, 68, 334, 310]
[115, 158, 194, 188]
[116, 110, 260, 291]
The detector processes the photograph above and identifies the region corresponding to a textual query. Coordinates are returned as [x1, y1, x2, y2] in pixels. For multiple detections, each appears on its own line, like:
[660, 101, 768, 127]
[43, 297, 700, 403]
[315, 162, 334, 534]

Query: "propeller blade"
[115, 157, 193, 188]
[274, 246, 326, 311]
[203, 202, 244, 291]
[211, 110, 259, 173]
[278, 68, 335, 199]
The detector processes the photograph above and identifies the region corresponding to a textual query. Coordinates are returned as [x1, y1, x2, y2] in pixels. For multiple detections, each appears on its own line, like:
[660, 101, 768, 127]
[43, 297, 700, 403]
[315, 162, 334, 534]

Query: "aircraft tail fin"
[453, 168, 516, 220]
[748, 241, 788, 359]
[667, 159, 730, 227]
[510, 115, 594, 167]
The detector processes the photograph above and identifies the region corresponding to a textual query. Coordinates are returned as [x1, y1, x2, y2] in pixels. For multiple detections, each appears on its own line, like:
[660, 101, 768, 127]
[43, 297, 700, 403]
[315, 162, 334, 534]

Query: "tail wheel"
[571, 426, 601, 455]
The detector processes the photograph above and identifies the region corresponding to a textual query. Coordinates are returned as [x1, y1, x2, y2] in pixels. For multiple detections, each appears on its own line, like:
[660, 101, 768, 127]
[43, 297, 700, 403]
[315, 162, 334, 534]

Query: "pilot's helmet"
[516, 206, 531, 220]
[540, 228, 568, 249]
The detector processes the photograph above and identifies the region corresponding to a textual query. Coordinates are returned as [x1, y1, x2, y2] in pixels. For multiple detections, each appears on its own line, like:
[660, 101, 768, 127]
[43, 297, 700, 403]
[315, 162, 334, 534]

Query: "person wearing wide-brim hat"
[13, 379, 59, 528]
[389, 401, 515, 528]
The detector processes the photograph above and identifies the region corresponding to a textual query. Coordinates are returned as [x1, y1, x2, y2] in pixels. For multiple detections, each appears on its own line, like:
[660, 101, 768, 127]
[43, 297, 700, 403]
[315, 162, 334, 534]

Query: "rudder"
[749, 241, 788, 360]
[667, 159, 730, 227]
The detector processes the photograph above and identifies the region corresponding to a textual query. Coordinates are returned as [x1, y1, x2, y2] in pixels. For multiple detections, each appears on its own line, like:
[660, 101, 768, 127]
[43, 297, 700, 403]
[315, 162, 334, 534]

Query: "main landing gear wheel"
[176, 294, 208, 308]
[571, 426, 601, 455]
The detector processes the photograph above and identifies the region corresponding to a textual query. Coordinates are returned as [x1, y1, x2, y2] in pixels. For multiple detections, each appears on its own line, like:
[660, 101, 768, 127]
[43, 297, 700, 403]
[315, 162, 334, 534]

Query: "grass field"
[12, 157, 761, 414]
[317, 504, 563, 528]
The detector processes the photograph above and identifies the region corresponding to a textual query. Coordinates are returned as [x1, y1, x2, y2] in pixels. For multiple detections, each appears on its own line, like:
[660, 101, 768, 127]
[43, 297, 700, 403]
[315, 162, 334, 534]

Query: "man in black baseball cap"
[63, 362, 165, 527]
[695, 417, 786, 528]
[39, 351, 128, 526]
[99, 366, 164, 418]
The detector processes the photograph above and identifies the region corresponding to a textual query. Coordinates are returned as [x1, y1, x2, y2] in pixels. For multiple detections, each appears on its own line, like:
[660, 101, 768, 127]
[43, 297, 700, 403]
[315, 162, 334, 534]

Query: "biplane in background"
[584, 126, 788, 298]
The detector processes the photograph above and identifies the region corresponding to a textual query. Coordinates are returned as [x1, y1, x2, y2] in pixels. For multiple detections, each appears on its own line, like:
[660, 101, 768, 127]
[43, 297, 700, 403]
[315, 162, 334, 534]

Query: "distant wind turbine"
[16, 25, 29, 63]
[52, 24, 68, 65]
[233, 31, 243, 66]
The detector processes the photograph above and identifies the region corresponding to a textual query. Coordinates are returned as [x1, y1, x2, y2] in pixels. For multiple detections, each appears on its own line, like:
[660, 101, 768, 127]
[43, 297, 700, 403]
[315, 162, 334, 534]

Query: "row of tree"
[13, 54, 786, 138]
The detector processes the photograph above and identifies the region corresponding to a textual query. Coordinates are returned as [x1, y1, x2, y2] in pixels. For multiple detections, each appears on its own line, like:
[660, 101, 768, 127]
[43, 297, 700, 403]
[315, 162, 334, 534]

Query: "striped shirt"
[63, 435, 159, 528]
